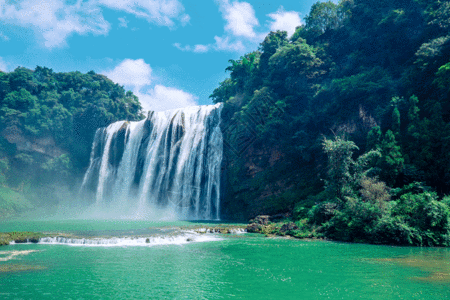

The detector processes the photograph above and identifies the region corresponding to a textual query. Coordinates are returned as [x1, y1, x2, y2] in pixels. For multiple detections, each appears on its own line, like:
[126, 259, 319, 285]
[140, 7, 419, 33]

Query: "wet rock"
[246, 223, 262, 233]
[252, 215, 270, 225]
[280, 222, 298, 233]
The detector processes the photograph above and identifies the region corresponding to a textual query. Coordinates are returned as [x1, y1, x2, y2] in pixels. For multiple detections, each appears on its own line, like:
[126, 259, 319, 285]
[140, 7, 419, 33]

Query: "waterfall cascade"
[80, 104, 223, 220]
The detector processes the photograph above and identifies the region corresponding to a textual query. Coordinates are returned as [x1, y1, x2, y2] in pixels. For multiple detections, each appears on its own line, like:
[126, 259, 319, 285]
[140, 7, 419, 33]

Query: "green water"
[1, 220, 450, 299]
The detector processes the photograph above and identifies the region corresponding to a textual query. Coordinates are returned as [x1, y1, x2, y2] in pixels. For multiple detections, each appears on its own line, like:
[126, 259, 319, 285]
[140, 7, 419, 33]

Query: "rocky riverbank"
[0, 232, 49, 246]
[245, 215, 323, 240]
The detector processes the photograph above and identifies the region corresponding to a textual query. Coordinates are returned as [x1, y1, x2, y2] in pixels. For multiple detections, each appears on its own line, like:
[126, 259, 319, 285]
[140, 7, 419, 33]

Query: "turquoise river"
[1, 220, 450, 299]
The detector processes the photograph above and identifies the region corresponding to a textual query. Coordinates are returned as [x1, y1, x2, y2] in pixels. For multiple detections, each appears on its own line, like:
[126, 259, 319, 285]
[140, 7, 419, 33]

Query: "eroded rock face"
[220, 141, 298, 220]
[2, 126, 66, 158]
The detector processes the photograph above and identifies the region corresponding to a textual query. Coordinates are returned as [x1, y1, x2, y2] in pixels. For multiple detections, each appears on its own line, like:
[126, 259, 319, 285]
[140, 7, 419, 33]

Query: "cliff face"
[2, 126, 67, 159]
[220, 122, 308, 220]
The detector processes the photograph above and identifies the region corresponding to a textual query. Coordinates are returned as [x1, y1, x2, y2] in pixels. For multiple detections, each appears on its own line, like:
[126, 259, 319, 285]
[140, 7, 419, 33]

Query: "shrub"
[360, 176, 390, 207]
[370, 215, 421, 245]
[308, 202, 338, 225]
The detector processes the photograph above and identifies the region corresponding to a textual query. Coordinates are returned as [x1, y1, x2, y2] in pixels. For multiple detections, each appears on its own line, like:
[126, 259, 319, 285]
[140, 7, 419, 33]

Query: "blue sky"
[0, 0, 323, 112]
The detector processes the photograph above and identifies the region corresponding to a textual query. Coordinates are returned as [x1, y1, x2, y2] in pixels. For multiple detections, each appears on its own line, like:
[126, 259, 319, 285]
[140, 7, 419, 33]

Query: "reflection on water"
[0, 250, 45, 273]
[376, 249, 450, 283]
[0, 250, 40, 262]
[0, 264, 46, 273]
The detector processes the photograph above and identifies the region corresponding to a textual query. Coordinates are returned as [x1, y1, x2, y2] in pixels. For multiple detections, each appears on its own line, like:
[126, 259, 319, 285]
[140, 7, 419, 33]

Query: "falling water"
[80, 104, 223, 220]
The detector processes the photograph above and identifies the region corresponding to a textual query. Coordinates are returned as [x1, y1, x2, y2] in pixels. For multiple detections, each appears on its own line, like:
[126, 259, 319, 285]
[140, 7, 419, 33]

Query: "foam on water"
[37, 232, 222, 247]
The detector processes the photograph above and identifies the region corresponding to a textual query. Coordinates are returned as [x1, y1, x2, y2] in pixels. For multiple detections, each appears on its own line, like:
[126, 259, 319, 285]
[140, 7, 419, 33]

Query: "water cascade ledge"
[80, 104, 223, 220]
[36, 233, 223, 247]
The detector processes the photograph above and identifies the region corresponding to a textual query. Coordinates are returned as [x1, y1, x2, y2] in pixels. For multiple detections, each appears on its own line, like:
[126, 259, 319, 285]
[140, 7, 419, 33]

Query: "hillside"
[216, 0, 450, 245]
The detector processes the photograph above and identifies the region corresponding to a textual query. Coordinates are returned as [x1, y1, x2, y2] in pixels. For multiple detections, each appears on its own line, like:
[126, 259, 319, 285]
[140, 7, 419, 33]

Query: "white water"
[37, 233, 222, 247]
[80, 104, 223, 220]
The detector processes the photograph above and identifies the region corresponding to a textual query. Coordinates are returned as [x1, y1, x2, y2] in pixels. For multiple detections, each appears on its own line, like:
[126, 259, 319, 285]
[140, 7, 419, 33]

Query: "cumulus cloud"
[218, 0, 259, 38]
[267, 7, 303, 37]
[103, 59, 197, 112]
[103, 59, 152, 88]
[0, 0, 109, 48]
[173, 0, 260, 54]
[136, 85, 198, 112]
[0, 0, 189, 48]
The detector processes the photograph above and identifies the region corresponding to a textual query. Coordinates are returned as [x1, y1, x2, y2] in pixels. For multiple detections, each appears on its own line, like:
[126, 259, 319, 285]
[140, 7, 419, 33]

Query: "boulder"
[246, 223, 262, 233]
[252, 215, 270, 225]
[280, 222, 299, 233]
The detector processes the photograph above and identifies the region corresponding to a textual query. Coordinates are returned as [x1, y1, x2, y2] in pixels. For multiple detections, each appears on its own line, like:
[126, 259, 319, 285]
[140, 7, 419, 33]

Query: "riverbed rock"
[246, 223, 262, 233]
[251, 215, 270, 225]
[280, 222, 298, 233]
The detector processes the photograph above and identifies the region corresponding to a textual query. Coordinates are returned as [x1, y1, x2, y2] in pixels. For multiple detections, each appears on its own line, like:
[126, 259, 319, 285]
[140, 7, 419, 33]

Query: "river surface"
[1, 220, 449, 299]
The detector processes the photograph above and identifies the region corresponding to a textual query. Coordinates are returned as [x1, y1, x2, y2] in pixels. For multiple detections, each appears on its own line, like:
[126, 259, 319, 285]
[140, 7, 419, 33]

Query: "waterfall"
[80, 104, 223, 220]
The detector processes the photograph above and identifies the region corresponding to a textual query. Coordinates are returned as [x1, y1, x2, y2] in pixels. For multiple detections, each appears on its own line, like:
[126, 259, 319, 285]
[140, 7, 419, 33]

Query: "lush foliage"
[215, 0, 450, 245]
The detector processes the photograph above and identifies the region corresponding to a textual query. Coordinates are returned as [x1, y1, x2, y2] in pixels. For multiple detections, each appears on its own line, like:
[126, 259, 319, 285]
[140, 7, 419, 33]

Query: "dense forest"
[215, 0, 450, 246]
[0, 67, 143, 214]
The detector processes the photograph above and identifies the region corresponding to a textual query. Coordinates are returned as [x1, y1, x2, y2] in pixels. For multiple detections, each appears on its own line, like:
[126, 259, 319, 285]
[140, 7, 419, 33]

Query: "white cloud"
[0, 0, 189, 48]
[174, 36, 244, 53]
[180, 14, 190, 26]
[193, 44, 209, 53]
[218, 0, 259, 38]
[173, 43, 210, 53]
[0, 57, 8, 72]
[267, 7, 303, 37]
[98, 0, 188, 27]
[103, 59, 197, 112]
[103, 59, 152, 88]
[0, 0, 110, 48]
[136, 85, 198, 112]
[173, 43, 191, 51]
[118, 17, 128, 28]
[214, 36, 244, 52]
[174, 0, 261, 55]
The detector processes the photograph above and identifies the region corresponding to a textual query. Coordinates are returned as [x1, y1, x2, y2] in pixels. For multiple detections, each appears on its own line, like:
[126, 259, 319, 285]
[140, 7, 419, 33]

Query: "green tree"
[392, 106, 401, 138]
[268, 38, 323, 97]
[378, 130, 404, 186]
[305, 1, 341, 36]
[366, 126, 382, 150]
[322, 136, 380, 203]
[259, 31, 288, 75]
